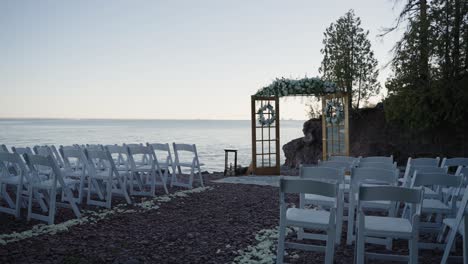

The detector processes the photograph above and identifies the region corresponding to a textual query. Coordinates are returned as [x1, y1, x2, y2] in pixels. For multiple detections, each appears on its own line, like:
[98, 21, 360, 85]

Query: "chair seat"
[286, 208, 331, 229]
[364, 215, 413, 237]
[94, 170, 112, 179]
[422, 199, 451, 213]
[176, 162, 205, 167]
[133, 165, 154, 171]
[61, 168, 85, 178]
[423, 187, 438, 198]
[32, 178, 78, 189]
[0, 176, 22, 185]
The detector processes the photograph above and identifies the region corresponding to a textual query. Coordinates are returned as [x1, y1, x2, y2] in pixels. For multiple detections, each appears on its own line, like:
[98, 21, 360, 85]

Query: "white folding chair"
[126, 144, 168, 196]
[24, 154, 81, 224]
[347, 167, 399, 247]
[0, 152, 27, 218]
[172, 143, 204, 189]
[85, 148, 131, 208]
[360, 156, 394, 164]
[440, 185, 468, 264]
[410, 171, 463, 249]
[356, 185, 423, 264]
[147, 143, 176, 186]
[299, 166, 345, 243]
[106, 144, 131, 188]
[277, 178, 338, 264]
[60, 145, 91, 204]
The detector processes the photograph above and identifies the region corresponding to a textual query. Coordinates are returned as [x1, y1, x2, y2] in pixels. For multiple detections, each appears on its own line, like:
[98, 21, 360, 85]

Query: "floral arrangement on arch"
[254, 77, 339, 97]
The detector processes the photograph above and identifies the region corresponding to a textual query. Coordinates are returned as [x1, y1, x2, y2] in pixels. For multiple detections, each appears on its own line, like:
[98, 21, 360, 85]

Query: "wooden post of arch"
[251, 95, 280, 175]
[322, 92, 350, 160]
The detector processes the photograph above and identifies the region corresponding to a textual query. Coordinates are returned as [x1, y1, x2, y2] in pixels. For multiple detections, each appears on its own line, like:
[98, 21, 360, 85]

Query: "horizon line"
[0, 117, 307, 121]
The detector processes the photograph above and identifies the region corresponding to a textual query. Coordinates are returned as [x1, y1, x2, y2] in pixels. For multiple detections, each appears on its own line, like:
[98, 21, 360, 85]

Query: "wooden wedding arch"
[251, 77, 349, 175]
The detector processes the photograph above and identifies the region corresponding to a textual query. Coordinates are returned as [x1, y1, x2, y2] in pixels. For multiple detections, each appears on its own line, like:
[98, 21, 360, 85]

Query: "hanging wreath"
[325, 100, 344, 124]
[257, 104, 276, 126]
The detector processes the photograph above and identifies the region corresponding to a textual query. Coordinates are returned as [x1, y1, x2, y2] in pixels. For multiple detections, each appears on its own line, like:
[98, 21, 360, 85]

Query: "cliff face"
[283, 104, 468, 167]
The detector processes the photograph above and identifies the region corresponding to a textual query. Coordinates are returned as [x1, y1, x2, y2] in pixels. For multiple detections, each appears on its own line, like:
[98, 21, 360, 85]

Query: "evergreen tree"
[319, 10, 381, 109]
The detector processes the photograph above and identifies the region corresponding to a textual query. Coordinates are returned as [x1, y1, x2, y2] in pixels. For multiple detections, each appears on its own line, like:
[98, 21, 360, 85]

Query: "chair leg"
[356, 230, 365, 264]
[409, 237, 418, 264]
[48, 188, 56, 225]
[347, 198, 355, 245]
[198, 168, 204, 187]
[106, 180, 112, 208]
[276, 225, 286, 264]
[336, 201, 343, 244]
[325, 226, 336, 264]
[441, 229, 457, 264]
[15, 184, 22, 218]
[27, 187, 34, 221]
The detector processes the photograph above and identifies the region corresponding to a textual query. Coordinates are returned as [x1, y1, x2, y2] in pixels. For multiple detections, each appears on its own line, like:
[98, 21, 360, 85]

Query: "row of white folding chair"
[105, 142, 204, 190]
[0, 151, 81, 224]
[276, 178, 423, 264]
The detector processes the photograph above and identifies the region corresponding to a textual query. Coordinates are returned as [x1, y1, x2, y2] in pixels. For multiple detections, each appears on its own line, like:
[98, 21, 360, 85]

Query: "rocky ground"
[0, 172, 461, 263]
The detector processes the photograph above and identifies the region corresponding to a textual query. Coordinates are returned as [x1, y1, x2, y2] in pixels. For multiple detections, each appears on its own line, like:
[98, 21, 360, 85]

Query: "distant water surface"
[0, 119, 305, 172]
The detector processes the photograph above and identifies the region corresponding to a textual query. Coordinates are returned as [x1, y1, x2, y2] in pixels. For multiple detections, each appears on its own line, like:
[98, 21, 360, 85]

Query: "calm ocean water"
[0, 119, 305, 172]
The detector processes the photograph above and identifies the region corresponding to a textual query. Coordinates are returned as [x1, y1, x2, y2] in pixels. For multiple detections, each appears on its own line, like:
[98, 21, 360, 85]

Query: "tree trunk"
[453, 0, 461, 78]
[356, 70, 362, 109]
[444, 0, 452, 80]
[419, 0, 430, 83]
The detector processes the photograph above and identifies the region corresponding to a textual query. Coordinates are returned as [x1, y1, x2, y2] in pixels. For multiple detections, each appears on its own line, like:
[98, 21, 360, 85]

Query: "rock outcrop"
[283, 118, 322, 167]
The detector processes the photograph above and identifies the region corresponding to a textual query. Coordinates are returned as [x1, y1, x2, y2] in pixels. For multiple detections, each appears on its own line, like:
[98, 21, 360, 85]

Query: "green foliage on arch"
[254, 77, 341, 97]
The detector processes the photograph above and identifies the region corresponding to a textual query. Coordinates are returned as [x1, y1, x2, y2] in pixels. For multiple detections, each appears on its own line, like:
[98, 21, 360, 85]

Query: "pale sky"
[0, 0, 404, 120]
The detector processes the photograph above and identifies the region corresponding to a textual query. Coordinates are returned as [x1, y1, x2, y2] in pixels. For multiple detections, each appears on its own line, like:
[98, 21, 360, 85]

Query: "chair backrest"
[401, 165, 447, 187]
[60, 145, 87, 171]
[412, 172, 463, 189]
[280, 178, 338, 198]
[0, 152, 29, 180]
[300, 166, 344, 184]
[173, 143, 200, 166]
[360, 156, 393, 164]
[24, 154, 62, 186]
[148, 143, 173, 166]
[328, 155, 359, 163]
[359, 185, 424, 204]
[85, 148, 117, 178]
[317, 160, 354, 170]
[441, 158, 468, 169]
[0, 144, 9, 153]
[86, 144, 104, 151]
[358, 161, 397, 170]
[358, 185, 423, 218]
[408, 157, 440, 167]
[12, 146, 34, 156]
[126, 144, 154, 169]
[351, 167, 399, 189]
[105, 144, 130, 168]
